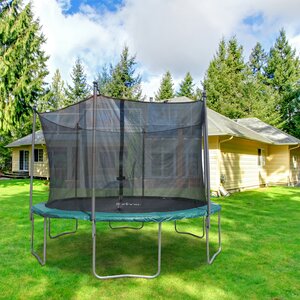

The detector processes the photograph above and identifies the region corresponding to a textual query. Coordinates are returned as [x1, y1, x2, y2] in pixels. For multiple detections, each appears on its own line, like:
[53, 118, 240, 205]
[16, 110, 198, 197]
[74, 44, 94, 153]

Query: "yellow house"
[6, 130, 49, 179]
[6, 97, 300, 193]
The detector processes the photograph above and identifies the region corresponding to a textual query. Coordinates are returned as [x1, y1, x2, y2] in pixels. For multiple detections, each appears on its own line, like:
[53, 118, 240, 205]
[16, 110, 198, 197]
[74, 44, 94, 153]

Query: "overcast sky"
[28, 0, 300, 98]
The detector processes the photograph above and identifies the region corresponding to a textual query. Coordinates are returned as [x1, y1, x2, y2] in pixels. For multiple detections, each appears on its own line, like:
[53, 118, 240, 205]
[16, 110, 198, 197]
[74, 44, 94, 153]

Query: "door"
[19, 150, 29, 171]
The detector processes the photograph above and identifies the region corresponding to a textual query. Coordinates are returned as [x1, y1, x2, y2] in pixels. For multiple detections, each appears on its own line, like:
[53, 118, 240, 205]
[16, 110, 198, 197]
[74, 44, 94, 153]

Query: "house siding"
[11, 146, 49, 178]
[266, 145, 289, 185]
[219, 138, 268, 191]
[9, 139, 298, 190]
[208, 136, 220, 192]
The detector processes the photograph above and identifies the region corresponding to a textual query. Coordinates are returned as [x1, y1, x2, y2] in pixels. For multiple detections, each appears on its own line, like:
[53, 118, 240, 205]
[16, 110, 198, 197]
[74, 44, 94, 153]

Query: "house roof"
[236, 118, 300, 145]
[6, 130, 45, 148]
[6, 97, 300, 147]
[165, 97, 272, 144]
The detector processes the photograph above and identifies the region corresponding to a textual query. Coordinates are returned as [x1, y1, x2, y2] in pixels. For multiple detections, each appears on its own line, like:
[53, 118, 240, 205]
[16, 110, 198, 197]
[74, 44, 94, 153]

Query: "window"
[258, 148, 265, 167]
[150, 140, 176, 177]
[34, 149, 43, 162]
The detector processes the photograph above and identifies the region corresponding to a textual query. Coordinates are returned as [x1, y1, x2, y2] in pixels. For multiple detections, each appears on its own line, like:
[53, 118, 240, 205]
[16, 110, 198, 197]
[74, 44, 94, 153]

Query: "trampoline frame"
[29, 83, 222, 279]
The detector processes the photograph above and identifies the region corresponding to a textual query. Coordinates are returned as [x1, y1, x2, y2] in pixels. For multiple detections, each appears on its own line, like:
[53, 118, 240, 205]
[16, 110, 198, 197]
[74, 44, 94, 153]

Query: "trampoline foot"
[92, 222, 162, 279]
[174, 217, 205, 238]
[108, 221, 144, 230]
[206, 210, 222, 264]
[31, 214, 47, 266]
[48, 218, 78, 239]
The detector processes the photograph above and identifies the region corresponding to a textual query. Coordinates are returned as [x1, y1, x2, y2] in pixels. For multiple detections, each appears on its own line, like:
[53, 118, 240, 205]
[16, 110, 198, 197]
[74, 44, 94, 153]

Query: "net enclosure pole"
[202, 90, 211, 222]
[91, 82, 98, 221]
[29, 106, 37, 220]
[203, 90, 222, 264]
[117, 100, 125, 208]
[142, 129, 145, 197]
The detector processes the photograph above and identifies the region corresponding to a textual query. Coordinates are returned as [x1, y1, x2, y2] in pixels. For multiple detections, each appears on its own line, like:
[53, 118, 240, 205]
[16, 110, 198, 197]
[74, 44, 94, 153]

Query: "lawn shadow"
[38, 222, 210, 277]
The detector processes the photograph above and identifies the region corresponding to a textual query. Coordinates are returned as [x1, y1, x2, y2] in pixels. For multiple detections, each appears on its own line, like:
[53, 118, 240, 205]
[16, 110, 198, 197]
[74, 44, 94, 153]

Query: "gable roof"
[165, 97, 271, 144]
[236, 118, 300, 145]
[5, 130, 45, 148]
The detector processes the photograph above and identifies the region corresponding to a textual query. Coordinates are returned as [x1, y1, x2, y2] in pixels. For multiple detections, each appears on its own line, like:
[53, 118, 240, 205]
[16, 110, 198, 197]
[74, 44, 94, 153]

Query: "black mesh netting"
[39, 95, 207, 213]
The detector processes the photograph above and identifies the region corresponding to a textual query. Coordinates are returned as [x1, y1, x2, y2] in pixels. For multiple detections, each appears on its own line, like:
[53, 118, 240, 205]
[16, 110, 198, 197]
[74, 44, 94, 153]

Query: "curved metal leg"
[31, 214, 47, 266]
[92, 222, 162, 279]
[206, 210, 222, 264]
[108, 221, 144, 230]
[48, 218, 78, 239]
[174, 217, 205, 238]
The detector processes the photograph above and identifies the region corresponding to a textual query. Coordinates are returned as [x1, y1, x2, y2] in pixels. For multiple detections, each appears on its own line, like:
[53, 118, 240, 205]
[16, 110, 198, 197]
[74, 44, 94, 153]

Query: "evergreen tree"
[248, 42, 267, 77]
[96, 65, 111, 96]
[243, 43, 282, 127]
[242, 70, 282, 127]
[265, 29, 300, 134]
[65, 58, 91, 104]
[193, 87, 203, 100]
[0, 0, 49, 132]
[176, 72, 195, 99]
[42, 69, 67, 110]
[155, 71, 175, 100]
[265, 29, 300, 93]
[106, 46, 143, 100]
[203, 37, 248, 118]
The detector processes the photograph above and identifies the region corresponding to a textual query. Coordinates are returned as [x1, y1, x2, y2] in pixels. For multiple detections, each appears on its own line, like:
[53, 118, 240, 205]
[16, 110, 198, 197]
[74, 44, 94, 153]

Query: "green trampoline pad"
[32, 202, 221, 223]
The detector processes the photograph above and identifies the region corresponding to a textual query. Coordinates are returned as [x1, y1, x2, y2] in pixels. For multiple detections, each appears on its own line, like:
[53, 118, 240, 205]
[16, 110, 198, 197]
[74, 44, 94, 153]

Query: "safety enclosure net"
[38, 95, 207, 213]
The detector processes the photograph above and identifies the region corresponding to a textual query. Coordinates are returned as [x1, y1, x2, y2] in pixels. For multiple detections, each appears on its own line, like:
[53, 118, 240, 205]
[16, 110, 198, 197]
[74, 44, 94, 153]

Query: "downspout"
[288, 143, 300, 186]
[218, 136, 234, 196]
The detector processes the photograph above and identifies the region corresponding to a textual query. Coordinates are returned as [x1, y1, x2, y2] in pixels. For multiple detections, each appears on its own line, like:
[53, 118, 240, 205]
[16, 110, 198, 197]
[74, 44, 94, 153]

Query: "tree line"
[0, 1, 300, 171]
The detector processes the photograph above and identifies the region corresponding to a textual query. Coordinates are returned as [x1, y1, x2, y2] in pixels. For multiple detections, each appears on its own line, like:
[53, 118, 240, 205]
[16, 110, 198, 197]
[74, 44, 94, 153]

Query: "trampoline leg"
[108, 221, 144, 230]
[174, 217, 205, 238]
[206, 211, 222, 264]
[48, 218, 78, 239]
[31, 214, 47, 266]
[92, 221, 162, 279]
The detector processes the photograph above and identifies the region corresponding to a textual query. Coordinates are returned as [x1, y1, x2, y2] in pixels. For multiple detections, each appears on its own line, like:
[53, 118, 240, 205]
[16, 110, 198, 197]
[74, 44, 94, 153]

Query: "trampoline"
[29, 83, 221, 279]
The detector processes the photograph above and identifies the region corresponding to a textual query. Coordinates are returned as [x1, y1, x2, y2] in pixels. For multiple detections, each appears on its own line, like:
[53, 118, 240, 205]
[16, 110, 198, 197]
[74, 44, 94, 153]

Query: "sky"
[27, 0, 300, 98]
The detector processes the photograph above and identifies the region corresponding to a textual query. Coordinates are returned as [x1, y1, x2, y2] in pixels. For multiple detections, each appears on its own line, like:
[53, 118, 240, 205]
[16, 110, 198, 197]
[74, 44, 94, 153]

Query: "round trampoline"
[29, 83, 222, 279]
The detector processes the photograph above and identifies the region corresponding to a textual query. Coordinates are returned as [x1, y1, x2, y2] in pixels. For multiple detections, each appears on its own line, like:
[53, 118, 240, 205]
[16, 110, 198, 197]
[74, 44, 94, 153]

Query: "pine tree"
[265, 29, 300, 134]
[242, 70, 282, 127]
[203, 37, 248, 118]
[244, 43, 282, 127]
[106, 46, 143, 100]
[265, 29, 300, 93]
[42, 69, 67, 111]
[176, 72, 195, 99]
[155, 71, 175, 100]
[194, 87, 203, 101]
[248, 42, 267, 77]
[0, 0, 49, 132]
[65, 58, 91, 105]
[96, 65, 111, 96]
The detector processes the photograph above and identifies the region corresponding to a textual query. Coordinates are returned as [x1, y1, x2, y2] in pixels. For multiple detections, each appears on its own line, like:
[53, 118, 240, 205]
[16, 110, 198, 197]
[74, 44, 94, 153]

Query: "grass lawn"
[0, 179, 299, 300]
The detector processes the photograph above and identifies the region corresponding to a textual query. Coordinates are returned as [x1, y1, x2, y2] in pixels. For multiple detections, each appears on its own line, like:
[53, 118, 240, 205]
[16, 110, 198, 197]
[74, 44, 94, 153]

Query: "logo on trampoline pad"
[116, 202, 141, 207]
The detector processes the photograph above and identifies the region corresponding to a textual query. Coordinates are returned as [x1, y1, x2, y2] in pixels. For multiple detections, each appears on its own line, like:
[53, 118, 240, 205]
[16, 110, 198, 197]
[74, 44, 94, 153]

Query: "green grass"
[0, 179, 299, 300]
